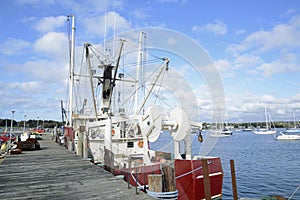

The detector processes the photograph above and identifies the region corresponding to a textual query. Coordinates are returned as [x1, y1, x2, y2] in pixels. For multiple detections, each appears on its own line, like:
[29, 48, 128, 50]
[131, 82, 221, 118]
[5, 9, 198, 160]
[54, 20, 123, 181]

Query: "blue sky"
[1, 0, 300, 123]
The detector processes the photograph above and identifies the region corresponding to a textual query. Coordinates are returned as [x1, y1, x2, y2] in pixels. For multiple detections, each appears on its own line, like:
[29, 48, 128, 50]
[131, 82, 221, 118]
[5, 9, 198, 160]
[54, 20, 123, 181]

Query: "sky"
[1, 0, 300, 124]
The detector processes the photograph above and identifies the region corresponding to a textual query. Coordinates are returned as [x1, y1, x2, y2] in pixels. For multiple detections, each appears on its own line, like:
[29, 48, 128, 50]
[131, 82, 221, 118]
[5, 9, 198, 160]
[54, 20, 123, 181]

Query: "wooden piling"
[202, 158, 212, 200]
[162, 163, 176, 192]
[148, 174, 163, 192]
[230, 159, 239, 200]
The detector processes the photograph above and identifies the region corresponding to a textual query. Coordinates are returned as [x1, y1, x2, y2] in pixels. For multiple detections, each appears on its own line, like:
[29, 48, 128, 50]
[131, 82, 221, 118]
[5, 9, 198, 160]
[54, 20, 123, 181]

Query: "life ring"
[138, 140, 144, 148]
[112, 129, 115, 136]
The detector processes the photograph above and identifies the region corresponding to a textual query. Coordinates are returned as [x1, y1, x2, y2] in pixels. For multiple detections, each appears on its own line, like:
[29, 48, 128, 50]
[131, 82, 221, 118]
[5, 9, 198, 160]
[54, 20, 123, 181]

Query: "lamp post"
[37, 117, 39, 130]
[23, 114, 27, 132]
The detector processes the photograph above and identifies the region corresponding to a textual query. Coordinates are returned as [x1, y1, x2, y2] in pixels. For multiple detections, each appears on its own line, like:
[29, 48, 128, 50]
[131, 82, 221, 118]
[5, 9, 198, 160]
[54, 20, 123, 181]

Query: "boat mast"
[264, 106, 269, 130]
[84, 43, 98, 120]
[68, 15, 75, 128]
[135, 32, 145, 114]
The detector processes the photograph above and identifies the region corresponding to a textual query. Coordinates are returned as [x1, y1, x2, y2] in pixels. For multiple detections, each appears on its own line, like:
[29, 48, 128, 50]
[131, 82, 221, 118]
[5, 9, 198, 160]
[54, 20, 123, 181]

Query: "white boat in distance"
[253, 106, 276, 134]
[274, 132, 300, 140]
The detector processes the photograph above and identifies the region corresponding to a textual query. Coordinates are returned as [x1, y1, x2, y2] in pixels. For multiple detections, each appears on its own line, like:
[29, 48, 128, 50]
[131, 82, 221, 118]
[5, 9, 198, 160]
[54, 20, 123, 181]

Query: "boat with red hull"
[114, 158, 223, 199]
[62, 16, 224, 199]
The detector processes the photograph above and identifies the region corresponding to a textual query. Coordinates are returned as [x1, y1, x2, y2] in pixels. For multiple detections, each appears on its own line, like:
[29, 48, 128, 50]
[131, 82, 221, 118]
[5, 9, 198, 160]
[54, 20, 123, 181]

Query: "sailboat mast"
[264, 106, 268, 130]
[68, 15, 75, 128]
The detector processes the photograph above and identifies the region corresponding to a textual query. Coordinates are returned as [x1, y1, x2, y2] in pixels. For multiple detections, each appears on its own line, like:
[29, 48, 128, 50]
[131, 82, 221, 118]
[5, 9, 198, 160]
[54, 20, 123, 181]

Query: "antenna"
[103, 13, 107, 61]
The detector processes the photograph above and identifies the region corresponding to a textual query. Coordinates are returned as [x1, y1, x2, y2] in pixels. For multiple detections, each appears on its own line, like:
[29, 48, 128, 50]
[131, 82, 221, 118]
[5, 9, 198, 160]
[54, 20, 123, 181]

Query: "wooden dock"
[0, 134, 154, 199]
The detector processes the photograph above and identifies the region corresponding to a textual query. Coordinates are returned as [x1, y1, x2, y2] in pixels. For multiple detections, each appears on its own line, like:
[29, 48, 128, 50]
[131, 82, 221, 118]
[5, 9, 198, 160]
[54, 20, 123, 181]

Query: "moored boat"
[274, 132, 300, 140]
[62, 16, 224, 199]
[253, 106, 276, 134]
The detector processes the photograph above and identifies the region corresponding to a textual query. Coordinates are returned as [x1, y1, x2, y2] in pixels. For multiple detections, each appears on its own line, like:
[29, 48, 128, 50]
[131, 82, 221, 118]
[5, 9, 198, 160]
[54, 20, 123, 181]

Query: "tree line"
[0, 119, 64, 129]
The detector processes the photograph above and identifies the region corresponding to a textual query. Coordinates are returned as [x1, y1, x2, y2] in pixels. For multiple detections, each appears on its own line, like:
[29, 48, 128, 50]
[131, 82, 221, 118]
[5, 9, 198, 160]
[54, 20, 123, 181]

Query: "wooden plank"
[0, 134, 154, 200]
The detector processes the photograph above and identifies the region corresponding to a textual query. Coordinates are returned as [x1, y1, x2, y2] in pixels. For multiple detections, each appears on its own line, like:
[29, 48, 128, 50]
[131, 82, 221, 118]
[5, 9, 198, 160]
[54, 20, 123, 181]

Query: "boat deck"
[0, 134, 153, 200]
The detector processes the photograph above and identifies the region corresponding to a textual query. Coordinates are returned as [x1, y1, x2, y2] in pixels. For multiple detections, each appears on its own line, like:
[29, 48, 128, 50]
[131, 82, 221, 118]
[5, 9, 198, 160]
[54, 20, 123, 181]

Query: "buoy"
[112, 129, 115, 136]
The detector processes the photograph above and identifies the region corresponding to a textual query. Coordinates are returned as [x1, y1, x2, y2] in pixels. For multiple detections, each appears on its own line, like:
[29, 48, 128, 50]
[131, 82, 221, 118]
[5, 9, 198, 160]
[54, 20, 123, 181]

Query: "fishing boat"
[274, 132, 300, 140]
[253, 106, 276, 134]
[62, 16, 223, 199]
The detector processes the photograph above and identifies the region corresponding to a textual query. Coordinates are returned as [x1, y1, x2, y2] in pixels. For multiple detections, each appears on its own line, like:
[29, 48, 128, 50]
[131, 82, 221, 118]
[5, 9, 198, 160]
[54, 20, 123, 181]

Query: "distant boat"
[285, 128, 300, 134]
[242, 128, 253, 132]
[210, 112, 233, 137]
[253, 106, 276, 134]
[274, 132, 300, 140]
[285, 112, 300, 133]
[210, 130, 231, 138]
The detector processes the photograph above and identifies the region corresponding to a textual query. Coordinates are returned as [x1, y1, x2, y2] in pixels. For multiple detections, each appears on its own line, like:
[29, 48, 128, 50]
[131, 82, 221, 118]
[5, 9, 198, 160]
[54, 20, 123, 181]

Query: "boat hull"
[275, 132, 300, 140]
[114, 157, 223, 200]
[253, 130, 276, 134]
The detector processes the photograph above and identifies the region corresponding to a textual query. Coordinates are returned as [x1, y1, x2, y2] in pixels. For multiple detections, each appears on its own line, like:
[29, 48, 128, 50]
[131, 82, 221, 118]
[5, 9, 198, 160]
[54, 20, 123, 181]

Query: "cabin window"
[127, 142, 134, 148]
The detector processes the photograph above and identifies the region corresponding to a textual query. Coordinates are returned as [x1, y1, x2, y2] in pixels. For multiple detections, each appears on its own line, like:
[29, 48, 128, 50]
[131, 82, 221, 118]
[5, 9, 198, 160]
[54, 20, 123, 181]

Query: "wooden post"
[230, 159, 238, 200]
[148, 174, 163, 192]
[202, 158, 211, 200]
[77, 131, 83, 157]
[162, 163, 176, 192]
[82, 131, 88, 159]
[104, 147, 114, 172]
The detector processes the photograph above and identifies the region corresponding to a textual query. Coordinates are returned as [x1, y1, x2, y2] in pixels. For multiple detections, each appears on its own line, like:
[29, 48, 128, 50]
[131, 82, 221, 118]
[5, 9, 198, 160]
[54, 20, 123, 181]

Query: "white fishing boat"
[253, 106, 276, 134]
[62, 16, 224, 200]
[274, 132, 300, 140]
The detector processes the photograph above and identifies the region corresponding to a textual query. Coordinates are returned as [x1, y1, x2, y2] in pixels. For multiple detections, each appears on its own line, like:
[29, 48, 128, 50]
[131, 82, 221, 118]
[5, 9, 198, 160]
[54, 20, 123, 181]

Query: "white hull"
[210, 134, 231, 138]
[253, 129, 276, 134]
[275, 132, 300, 140]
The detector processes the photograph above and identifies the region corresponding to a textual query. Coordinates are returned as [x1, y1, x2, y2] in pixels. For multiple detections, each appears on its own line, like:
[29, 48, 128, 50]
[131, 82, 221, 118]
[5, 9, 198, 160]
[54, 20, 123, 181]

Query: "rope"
[288, 184, 300, 200]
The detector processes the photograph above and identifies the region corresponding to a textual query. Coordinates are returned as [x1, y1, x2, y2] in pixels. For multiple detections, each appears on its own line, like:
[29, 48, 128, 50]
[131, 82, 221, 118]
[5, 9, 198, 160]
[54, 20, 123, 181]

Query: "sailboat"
[210, 113, 232, 137]
[285, 112, 300, 134]
[62, 16, 223, 199]
[253, 106, 276, 134]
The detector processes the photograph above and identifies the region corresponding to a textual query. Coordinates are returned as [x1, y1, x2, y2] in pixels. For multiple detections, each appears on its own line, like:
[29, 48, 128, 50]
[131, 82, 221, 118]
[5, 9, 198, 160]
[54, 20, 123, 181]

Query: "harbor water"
[151, 129, 300, 199]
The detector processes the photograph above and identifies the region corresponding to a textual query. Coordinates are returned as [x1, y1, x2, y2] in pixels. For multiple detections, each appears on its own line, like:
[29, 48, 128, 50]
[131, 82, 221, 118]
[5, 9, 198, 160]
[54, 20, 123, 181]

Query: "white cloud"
[34, 32, 68, 60]
[256, 51, 299, 76]
[229, 14, 300, 55]
[22, 59, 68, 84]
[224, 93, 300, 122]
[34, 16, 66, 33]
[0, 38, 31, 55]
[192, 19, 227, 35]
[6, 81, 44, 94]
[233, 54, 263, 69]
[130, 9, 150, 20]
[214, 59, 230, 72]
[82, 12, 131, 39]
